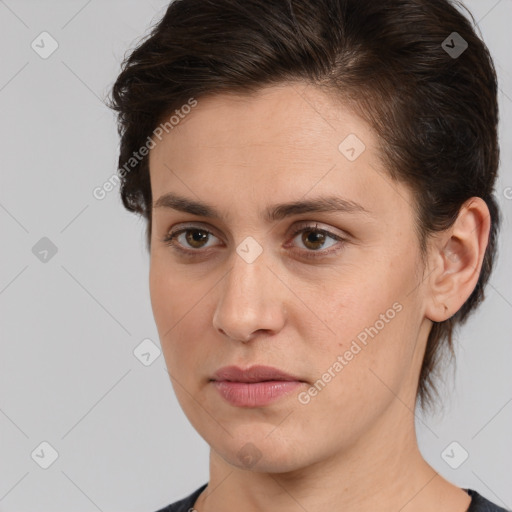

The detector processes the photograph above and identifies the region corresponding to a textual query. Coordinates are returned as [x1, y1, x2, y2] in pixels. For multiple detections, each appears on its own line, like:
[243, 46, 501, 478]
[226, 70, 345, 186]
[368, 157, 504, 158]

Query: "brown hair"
[107, 0, 501, 410]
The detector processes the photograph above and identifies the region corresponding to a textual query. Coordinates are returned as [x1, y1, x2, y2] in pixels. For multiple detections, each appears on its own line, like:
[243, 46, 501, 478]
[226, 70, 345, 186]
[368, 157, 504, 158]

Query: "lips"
[210, 365, 306, 407]
[211, 365, 304, 383]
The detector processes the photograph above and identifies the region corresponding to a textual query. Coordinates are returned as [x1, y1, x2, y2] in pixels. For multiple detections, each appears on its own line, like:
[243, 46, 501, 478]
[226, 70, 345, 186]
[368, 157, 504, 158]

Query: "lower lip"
[212, 380, 303, 407]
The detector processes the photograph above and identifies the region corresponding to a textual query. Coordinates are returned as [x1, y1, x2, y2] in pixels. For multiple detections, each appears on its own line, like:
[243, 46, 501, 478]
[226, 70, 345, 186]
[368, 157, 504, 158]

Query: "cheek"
[149, 257, 173, 332]
[306, 254, 420, 393]
[307, 262, 403, 339]
[295, 298, 416, 449]
[149, 257, 190, 354]
[149, 252, 198, 327]
[149, 256, 213, 376]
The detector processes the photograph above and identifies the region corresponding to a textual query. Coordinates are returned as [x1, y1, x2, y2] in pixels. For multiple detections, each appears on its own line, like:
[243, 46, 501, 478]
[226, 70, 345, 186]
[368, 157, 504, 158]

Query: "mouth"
[211, 364, 306, 383]
[210, 365, 307, 407]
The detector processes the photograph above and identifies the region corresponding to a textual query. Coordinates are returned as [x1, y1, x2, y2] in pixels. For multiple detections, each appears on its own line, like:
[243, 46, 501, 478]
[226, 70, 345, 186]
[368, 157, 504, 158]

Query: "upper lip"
[212, 365, 304, 383]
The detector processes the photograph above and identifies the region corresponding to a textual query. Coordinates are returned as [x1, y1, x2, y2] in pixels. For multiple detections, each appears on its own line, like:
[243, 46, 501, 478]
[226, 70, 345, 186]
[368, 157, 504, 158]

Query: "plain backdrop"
[0, 1, 511, 511]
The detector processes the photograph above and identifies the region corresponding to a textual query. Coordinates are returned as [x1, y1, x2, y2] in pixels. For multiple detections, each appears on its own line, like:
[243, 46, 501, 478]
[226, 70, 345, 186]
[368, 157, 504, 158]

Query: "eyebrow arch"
[153, 192, 371, 222]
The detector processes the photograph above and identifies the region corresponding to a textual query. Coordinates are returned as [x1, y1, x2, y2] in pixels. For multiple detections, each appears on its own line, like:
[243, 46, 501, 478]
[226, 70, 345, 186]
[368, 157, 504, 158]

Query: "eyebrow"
[153, 192, 371, 222]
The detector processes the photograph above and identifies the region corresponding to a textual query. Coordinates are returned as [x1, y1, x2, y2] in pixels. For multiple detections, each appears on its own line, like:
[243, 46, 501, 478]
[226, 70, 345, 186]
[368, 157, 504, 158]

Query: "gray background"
[0, 1, 510, 511]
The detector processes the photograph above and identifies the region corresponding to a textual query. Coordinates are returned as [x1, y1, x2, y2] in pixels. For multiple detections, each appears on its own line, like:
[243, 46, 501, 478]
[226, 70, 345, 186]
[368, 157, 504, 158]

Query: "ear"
[424, 197, 491, 322]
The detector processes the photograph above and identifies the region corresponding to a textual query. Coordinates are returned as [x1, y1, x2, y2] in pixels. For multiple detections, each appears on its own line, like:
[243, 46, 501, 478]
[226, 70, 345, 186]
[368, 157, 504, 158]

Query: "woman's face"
[148, 83, 431, 472]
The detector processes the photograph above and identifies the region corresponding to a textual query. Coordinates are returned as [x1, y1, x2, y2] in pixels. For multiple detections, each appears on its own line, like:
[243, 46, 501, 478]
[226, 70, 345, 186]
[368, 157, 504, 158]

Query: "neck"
[194, 400, 470, 512]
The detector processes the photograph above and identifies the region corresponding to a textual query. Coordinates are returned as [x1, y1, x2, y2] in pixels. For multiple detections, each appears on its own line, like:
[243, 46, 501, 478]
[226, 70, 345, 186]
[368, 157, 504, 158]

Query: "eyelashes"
[162, 222, 347, 260]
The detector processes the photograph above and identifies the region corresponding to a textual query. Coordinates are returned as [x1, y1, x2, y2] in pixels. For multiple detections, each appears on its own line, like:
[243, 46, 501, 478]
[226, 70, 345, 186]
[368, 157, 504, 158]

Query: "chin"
[213, 433, 309, 473]
[226, 450, 305, 474]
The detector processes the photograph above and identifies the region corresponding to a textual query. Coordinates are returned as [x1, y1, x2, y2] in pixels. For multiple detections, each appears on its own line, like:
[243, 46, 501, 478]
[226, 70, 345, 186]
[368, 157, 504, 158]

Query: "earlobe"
[424, 198, 491, 323]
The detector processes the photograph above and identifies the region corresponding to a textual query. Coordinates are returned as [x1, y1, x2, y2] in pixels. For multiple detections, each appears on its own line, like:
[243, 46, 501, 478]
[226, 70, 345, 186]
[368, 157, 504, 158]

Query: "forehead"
[150, 83, 373, 179]
[151, 83, 373, 158]
[148, 83, 414, 225]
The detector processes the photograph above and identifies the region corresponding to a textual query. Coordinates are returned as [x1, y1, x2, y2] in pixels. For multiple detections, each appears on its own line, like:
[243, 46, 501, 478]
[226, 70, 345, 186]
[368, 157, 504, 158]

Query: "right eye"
[162, 225, 222, 255]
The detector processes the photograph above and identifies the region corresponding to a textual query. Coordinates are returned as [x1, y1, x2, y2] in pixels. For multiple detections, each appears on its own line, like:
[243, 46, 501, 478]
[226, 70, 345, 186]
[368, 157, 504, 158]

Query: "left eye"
[289, 226, 341, 252]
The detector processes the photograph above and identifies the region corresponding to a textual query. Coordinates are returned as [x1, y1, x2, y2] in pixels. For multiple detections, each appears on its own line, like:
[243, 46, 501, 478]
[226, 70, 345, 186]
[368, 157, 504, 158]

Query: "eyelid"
[172, 221, 220, 232]
[165, 222, 224, 242]
[286, 220, 347, 241]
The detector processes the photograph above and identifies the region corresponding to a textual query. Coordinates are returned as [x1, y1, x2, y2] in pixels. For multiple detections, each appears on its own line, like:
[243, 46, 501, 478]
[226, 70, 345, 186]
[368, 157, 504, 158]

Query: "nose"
[212, 249, 287, 343]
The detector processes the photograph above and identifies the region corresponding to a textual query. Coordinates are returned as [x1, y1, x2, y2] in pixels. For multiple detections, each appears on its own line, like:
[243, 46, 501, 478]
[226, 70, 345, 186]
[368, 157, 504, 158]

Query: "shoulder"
[153, 483, 208, 512]
[467, 489, 510, 512]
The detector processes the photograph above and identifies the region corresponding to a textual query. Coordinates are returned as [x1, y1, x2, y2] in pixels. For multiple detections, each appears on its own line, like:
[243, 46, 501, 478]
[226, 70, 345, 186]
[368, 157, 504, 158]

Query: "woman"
[108, 0, 507, 510]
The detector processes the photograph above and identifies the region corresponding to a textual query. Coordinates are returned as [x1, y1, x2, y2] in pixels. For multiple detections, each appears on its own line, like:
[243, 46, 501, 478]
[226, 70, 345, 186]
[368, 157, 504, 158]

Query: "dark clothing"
[154, 483, 510, 512]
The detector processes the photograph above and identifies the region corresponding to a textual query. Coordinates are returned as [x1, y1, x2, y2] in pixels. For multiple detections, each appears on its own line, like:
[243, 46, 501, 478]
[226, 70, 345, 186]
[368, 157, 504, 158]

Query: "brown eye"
[185, 229, 210, 248]
[290, 226, 339, 252]
[301, 229, 327, 251]
[286, 223, 347, 260]
[163, 226, 220, 253]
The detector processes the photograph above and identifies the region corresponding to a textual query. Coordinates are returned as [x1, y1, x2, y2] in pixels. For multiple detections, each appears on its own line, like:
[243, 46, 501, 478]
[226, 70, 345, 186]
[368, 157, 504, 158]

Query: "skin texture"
[148, 83, 489, 512]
